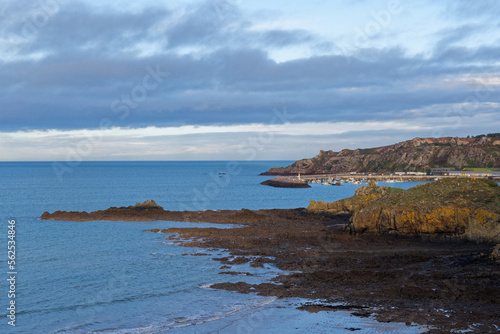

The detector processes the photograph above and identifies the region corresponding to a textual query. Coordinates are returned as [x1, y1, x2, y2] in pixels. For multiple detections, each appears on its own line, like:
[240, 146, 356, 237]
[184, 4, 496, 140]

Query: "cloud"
[445, 0, 500, 19]
[0, 0, 499, 161]
[2, 2, 170, 59]
[2, 112, 499, 161]
[1, 47, 499, 130]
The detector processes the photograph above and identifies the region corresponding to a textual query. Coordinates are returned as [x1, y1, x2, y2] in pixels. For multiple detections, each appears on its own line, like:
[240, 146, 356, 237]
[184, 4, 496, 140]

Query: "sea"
[0, 161, 427, 334]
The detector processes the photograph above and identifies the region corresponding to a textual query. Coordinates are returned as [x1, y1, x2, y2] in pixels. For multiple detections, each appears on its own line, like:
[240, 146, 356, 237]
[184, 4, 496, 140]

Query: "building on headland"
[430, 168, 456, 176]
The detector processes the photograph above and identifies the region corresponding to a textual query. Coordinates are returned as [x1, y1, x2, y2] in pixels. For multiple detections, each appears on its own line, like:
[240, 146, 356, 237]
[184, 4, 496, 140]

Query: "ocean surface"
[0, 161, 427, 334]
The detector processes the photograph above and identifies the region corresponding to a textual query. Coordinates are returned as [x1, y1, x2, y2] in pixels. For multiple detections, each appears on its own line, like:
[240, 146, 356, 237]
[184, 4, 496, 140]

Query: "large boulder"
[310, 178, 500, 242]
[352, 178, 500, 241]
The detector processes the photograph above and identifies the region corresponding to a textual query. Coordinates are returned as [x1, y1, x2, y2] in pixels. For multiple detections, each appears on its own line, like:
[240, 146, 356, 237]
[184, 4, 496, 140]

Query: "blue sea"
[0, 161, 426, 333]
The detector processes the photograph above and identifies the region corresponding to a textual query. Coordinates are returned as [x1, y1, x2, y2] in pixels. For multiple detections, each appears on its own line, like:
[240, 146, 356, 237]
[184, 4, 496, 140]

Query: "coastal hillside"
[262, 134, 500, 175]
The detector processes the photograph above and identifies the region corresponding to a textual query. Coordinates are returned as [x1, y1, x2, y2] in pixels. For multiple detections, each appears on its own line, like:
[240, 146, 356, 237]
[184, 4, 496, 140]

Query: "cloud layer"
[1, 0, 499, 160]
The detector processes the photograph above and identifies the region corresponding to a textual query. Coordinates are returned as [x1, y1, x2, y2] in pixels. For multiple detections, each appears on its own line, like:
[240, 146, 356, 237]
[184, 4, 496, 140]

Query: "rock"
[490, 244, 500, 261]
[219, 271, 254, 276]
[351, 179, 500, 241]
[132, 200, 163, 209]
[308, 184, 402, 215]
[261, 177, 311, 188]
[310, 178, 500, 242]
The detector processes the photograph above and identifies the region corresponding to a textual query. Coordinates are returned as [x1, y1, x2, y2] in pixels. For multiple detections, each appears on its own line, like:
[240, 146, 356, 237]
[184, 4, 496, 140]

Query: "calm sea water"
[0, 161, 425, 333]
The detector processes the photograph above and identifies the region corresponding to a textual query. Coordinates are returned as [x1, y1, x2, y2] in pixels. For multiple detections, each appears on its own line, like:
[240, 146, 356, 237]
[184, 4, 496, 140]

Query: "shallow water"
[0, 162, 426, 333]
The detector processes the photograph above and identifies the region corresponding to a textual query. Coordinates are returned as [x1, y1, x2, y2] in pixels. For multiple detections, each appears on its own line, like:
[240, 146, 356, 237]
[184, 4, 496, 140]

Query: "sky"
[1, 0, 499, 161]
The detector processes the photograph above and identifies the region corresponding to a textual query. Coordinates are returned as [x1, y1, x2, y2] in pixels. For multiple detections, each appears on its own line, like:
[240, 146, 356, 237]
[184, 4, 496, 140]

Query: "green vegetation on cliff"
[308, 178, 500, 241]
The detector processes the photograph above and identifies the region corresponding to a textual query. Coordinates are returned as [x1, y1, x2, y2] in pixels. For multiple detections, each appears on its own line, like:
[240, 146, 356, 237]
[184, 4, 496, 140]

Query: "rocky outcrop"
[261, 177, 311, 188]
[308, 181, 402, 214]
[41, 200, 166, 221]
[40, 205, 324, 224]
[309, 178, 500, 242]
[262, 135, 500, 175]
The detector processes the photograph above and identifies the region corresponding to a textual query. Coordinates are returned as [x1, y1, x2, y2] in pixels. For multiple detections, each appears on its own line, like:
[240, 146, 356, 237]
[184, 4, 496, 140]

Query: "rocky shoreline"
[41, 203, 499, 332]
[152, 213, 499, 333]
[149, 210, 499, 333]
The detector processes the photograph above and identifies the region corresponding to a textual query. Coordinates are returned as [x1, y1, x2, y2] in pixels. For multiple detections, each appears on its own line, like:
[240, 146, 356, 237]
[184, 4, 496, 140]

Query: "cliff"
[308, 178, 500, 242]
[263, 135, 500, 175]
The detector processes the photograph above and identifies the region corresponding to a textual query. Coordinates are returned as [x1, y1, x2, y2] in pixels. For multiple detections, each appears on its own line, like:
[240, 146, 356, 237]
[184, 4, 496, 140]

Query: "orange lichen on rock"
[308, 184, 402, 215]
[311, 178, 500, 241]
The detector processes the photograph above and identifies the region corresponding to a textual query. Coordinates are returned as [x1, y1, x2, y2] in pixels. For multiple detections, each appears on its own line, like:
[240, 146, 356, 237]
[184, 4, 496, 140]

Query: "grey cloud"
[446, 0, 500, 19]
[262, 29, 315, 46]
[0, 0, 499, 135]
[2, 43, 499, 130]
[6, 3, 170, 55]
[166, 0, 245, 48]
[2, 0, 318, 58]
[164, 1, 314, 50]
[433, 25, 481, 51]
[432, 45, 500, 65]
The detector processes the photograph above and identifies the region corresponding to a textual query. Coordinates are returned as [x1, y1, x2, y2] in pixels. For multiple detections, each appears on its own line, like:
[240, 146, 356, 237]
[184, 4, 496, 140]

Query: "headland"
[261, 135, 500, 176]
